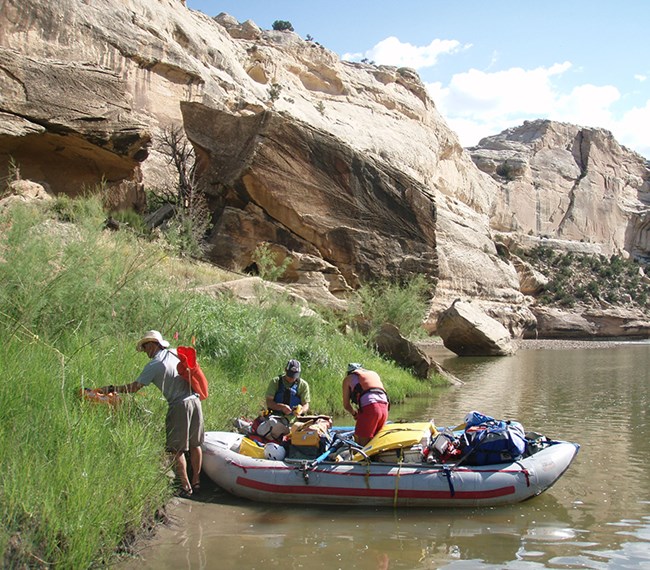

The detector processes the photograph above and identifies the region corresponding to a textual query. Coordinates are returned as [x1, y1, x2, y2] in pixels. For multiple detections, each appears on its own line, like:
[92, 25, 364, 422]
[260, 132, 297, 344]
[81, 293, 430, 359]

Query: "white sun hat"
[136, 330, 170, 351]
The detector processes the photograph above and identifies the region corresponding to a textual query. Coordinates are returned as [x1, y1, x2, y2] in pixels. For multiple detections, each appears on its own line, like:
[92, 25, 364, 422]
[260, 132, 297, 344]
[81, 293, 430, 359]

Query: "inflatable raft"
[202, 421, 579, 508]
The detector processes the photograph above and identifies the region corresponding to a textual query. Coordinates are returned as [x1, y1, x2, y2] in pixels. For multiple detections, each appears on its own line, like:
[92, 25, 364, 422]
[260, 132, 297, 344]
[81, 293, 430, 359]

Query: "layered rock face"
[0, 9, 153, 209]
[2, 0, 649, 340]
[1, 0, 518, 323]
[470, 120, 650, 261]
[182, 105, 437, 288]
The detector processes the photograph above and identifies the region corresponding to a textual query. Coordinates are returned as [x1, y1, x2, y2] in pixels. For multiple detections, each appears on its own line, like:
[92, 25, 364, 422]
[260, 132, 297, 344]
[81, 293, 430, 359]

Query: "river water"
[120, 341, 650, 569]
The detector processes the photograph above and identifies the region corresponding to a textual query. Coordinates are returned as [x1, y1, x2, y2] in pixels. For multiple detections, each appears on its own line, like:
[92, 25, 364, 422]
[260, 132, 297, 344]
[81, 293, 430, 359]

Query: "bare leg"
[173, 450, 191, 492]
[189, 446, 203, 487]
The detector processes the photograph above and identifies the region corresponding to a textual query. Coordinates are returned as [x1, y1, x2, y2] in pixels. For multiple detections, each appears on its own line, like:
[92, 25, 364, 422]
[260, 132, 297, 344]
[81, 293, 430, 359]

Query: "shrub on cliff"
[272, 20, 294, 31]
[524, 245, 650, 309]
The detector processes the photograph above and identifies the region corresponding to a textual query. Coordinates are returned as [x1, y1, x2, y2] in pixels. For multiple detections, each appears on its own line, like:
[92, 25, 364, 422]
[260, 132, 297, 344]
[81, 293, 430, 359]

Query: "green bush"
[109, 208, 148, 234]
[353, 275, 431, 339]
[251, 242, 291, 281]
[48, 193, 106, 226]
[272, 20, 294, 31]
[268, 83, 282, 103]
[524, 245, 650, 309]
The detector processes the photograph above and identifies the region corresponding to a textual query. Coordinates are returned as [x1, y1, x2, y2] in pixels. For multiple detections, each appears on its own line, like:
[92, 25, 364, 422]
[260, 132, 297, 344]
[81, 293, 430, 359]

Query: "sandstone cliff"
[1, 0, 649, 340]
[470, 120, 650, 261]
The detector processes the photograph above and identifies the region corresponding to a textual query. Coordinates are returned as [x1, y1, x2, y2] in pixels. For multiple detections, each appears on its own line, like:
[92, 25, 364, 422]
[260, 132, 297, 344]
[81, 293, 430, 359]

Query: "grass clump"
[0, 195, 441, 567]
[0, 334, 171, 568]
[353, 274, 431, 339]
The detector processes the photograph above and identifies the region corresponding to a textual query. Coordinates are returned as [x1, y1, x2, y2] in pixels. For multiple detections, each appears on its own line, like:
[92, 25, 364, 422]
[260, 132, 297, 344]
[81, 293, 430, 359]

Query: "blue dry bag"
[460, 420, 527, 465]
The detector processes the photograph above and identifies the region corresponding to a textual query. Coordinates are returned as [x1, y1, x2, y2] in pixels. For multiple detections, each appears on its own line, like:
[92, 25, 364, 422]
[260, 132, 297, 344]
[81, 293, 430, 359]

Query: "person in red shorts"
[342, 363, 390, 446]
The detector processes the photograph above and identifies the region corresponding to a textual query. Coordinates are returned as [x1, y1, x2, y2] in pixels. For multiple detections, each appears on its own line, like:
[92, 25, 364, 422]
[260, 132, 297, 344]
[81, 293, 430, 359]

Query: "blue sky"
[187, 1, 650, 159]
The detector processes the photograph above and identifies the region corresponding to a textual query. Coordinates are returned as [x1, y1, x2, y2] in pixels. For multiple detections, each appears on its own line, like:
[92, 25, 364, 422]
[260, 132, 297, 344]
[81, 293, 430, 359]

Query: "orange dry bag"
[176, 346, 209, 401]
[79, 388, 121, 408]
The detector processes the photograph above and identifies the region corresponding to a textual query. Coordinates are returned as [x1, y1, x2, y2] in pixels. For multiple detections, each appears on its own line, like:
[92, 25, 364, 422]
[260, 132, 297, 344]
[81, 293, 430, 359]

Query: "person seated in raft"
[259, 359, 311, 439]
[342, 363, 389, 446]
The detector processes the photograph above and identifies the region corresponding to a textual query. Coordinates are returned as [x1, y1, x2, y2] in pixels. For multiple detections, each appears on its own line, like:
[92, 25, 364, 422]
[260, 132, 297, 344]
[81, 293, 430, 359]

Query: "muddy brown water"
[119, 341, 650, 569]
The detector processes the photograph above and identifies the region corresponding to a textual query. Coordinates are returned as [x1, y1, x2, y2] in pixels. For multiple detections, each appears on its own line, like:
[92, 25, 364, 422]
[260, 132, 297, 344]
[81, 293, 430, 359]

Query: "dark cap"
[285, 359, 301, 378]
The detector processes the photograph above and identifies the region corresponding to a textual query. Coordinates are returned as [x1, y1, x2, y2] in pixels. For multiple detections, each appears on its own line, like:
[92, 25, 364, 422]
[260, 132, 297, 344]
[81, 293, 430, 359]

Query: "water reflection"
[126, 495, 580, 569]
[121, 343, 650, 569]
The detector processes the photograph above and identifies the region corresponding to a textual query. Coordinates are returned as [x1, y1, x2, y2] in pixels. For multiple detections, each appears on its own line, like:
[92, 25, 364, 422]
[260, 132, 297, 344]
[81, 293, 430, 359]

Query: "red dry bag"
[176, 346, 209, 401]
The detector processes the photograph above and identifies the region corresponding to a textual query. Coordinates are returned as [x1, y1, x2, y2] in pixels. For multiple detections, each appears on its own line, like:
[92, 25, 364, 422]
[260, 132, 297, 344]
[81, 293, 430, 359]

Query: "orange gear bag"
[79, 388, 121, 408]
[176, 346, 209, 401]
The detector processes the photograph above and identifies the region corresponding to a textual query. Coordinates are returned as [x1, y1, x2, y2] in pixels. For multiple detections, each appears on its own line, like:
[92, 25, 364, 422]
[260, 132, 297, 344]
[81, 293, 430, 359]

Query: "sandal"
[177, 487, 193, 499]
[191, 483, 201, 493]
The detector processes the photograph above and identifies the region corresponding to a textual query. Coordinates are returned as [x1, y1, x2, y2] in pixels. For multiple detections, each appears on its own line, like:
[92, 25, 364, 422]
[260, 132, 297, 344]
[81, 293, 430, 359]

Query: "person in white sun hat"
[99, 330, 204, 498]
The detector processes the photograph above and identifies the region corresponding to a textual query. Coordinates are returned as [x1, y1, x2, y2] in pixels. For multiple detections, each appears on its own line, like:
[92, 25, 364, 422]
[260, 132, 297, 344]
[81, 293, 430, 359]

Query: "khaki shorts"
[165, 396, 205, 453]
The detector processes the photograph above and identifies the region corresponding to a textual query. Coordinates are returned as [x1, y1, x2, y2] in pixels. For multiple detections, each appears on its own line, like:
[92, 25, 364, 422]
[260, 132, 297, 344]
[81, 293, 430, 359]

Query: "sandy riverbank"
[418, 337, 649, 354]
[515, 338, 649, 350]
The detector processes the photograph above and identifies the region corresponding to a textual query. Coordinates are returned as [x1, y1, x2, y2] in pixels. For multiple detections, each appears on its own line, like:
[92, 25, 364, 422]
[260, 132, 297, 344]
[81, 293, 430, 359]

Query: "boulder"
[510, 255, 549, 296]
[0, 179, 52, 211]
[583, 307, 650, 338]
[196, 276, 319, 318]
[373, 323, 463, 384]
[246, 244, 352, 311]
[373, 323, 431, 379]
[528, 307, 597, 338]
[436, 300, 516, 356]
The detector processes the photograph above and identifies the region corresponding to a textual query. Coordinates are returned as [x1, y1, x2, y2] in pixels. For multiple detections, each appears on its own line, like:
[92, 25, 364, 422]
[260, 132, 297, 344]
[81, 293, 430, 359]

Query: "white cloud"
[426, 63, 573, 146]
[343, 36, 468, 69]
[553, 84, 620, 127]
[430, 62, 572, 120]
[349, 36, 650, 158]
[611, 100, 650, 158]
[427, 63, 650, 158]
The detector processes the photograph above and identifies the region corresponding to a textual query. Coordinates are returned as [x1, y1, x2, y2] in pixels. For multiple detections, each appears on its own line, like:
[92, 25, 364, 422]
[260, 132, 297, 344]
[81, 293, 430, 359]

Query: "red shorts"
[355, 402, 389, 440]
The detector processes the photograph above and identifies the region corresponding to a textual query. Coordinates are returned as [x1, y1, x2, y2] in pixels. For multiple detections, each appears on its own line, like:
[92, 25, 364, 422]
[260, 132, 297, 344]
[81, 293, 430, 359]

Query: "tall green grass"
[0, 197, 443, 567]
[0, 337, 171, 568]
[354, 274, 432, 339]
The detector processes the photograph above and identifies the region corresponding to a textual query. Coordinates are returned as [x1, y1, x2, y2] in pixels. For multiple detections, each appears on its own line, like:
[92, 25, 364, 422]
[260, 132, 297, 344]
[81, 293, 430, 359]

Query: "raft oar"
[301, 434, 365, 482]
[308, 440, 343, 469]
[309, 434, 360, 466]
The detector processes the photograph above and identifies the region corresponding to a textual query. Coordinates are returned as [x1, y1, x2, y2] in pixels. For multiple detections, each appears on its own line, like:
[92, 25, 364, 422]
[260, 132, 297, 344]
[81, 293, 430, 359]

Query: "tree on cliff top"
[272, 20, 294, 31]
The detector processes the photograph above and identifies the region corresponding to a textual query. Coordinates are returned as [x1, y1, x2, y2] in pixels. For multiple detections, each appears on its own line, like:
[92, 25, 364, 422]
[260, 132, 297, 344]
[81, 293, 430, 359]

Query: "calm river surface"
[121, 341, 650, 569]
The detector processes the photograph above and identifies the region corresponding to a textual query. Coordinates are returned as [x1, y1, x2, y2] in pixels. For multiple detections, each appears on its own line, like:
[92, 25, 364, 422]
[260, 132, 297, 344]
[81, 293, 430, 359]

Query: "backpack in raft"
[176, 346, 209, 400]
[460, 419, 527, 465]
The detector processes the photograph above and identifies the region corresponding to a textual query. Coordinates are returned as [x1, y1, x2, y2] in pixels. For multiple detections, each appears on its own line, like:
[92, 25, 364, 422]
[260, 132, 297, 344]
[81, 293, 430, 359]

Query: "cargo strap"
[515, 461, 531, 486]
[393, 454, 403, 507]
[442, 466, 456, 497]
